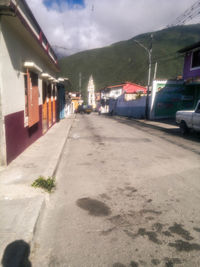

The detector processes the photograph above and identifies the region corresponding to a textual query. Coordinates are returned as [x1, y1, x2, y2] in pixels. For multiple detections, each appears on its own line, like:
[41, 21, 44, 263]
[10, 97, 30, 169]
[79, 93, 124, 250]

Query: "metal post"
[145, 50, 151, 119]
[134, 34, 153, 120]
[145, 34, 153, 120]
[153, 62, 158, 81]
[79, 72, 82, 94]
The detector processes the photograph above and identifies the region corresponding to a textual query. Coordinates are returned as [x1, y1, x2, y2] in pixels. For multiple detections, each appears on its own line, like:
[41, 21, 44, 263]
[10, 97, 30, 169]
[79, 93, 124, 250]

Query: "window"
[191, 50, 200, 68]
[195, 103, 200, 113]
[124, 94, 136, 101]
[24, 74, 28, 117]
[24, 69, 39, 127]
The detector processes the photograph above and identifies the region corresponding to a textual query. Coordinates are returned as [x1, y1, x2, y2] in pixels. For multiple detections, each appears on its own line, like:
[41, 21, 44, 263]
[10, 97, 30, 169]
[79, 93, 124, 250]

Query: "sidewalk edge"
[52, 115, 75, 177]
[30, 115, 75, 246]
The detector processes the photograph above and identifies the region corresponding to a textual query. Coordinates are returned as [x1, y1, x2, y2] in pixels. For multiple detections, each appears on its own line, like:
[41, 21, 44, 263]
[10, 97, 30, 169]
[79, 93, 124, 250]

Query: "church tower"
[87, 75, 96, 109]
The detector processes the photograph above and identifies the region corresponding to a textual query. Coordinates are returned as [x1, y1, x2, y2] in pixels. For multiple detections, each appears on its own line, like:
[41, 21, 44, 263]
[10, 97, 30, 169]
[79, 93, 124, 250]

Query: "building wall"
[111, 94, 148, 119]
[71, 99, 79, 112]
[0, 16, 58, 164]
[0, 16, 7, 165]
[109, 88, 123, 99]
[153, 82, 195, 119]
[150, 80, 167, 119]
[183, 52, 200, 80]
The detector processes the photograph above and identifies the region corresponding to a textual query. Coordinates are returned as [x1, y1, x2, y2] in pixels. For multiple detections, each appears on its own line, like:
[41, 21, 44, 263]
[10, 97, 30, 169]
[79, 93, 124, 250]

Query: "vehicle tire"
[180, 121, 189, 135]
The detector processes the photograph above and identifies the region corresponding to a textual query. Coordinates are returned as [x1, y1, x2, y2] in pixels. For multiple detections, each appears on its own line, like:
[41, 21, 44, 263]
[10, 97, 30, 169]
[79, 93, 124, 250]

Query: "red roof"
[123, 82, 147, 94]
[107, 84, 125, 89]
[103, 82, 147, 94]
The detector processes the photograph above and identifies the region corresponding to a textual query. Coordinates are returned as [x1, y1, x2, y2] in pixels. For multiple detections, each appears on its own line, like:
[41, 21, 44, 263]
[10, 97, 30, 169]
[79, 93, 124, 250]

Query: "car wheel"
[180, 121, 189, 135]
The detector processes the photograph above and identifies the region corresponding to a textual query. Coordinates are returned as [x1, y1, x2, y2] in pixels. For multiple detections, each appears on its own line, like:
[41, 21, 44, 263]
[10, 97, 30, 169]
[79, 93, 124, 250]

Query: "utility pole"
[134, 34, 153, 120]
[153, 62, 158, 81]
[79, 72, 82, 95]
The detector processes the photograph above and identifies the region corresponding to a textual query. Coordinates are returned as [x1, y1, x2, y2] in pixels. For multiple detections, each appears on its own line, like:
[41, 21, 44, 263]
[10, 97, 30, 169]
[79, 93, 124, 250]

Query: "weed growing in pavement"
[32, 176, 55, 193]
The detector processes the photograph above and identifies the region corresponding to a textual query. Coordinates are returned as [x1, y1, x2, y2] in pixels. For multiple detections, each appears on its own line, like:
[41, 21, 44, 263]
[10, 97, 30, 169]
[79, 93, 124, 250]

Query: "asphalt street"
[31, 113, 200, 267]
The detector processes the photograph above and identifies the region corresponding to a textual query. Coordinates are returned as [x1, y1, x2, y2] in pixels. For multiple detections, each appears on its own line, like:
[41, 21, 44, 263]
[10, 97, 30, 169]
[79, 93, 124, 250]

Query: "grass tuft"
[32, 176, 55, 193]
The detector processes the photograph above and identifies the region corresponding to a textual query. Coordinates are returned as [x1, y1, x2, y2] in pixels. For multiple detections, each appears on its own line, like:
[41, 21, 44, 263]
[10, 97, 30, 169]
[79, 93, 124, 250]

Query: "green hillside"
[59, 24, 200, 100]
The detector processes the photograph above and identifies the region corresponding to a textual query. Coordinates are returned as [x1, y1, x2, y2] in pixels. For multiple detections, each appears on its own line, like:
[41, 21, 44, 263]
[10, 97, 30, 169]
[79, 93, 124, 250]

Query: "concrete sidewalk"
[134, 118, 179, 131]
[0, 115, 75, 265]
[112, 115, 179, 132]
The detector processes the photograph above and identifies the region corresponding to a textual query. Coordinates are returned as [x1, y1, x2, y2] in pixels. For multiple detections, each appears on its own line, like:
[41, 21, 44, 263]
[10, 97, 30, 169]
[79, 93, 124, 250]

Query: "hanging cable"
[167, 0, 200, 27]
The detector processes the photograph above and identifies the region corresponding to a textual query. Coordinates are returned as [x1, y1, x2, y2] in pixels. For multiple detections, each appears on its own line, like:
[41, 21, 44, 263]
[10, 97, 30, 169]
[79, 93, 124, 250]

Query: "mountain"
[59, 24, 200, 100]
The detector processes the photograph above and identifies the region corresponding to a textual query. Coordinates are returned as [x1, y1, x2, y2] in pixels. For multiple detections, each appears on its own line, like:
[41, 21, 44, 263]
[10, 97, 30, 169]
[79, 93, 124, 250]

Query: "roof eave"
[178, 41, 200, 54]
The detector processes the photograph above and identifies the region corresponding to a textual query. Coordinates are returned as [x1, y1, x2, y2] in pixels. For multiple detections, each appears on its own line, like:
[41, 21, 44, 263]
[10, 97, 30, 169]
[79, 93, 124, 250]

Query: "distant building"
[100, 82, 147, 113]
[70, 92, 82, 113]
[101, 82, 147, 99]
[87, 76, 96, 108]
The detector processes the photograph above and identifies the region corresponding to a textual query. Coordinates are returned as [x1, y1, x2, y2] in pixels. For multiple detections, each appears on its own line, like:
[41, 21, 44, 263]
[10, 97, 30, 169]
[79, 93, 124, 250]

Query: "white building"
[0, 0, 60, 165]
[87, 75, 96, 109]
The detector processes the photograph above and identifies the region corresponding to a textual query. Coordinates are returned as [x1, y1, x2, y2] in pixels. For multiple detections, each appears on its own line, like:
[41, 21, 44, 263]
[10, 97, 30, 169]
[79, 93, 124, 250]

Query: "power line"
[167, 0, 200, 27]
[52, 45, 69, 51]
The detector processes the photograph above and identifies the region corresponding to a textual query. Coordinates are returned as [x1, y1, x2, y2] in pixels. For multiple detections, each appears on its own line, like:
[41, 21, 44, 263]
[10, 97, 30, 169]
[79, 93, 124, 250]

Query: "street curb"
[30, 115, 75, 246]
[32, 197, 46, 238]
[52, 115, 76, 177]
[52, 115, 75, 177]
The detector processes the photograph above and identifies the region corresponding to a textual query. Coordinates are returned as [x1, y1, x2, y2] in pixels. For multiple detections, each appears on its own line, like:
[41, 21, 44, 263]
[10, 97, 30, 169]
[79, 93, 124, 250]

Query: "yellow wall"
[72, 99, 79, 111]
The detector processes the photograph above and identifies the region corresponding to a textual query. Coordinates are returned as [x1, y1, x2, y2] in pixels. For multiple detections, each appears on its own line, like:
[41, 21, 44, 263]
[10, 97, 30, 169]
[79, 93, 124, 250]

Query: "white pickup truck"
[176, 100, 200, 134]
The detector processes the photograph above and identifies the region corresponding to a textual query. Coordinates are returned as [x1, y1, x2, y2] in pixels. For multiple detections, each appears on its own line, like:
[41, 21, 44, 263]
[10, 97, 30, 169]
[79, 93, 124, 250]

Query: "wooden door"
[42, 81, 48, 133]
[52, 86, 56, 123]
[48, 84, 52, 127]
[27, 70, 39, 127]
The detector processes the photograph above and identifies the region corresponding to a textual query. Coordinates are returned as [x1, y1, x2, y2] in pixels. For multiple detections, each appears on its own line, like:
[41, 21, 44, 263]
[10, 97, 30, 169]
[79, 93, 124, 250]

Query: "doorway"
[42, 81, 48, 133]
[48, 84, 52, 127]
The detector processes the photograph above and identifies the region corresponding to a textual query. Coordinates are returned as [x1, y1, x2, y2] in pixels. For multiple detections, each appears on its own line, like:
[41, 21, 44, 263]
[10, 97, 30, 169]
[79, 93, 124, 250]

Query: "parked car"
[84, 105, 93, 114]
[77, 105, 92, 114]
[176, 100, 200, 134]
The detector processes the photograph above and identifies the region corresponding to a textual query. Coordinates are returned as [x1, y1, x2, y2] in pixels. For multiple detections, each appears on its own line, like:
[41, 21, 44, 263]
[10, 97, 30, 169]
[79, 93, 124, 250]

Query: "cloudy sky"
[28, 0, 198, 55]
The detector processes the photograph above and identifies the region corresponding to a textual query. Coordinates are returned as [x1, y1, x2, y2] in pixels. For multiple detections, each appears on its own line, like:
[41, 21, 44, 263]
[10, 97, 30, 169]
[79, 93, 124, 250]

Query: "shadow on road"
[1, 240, 32, 267]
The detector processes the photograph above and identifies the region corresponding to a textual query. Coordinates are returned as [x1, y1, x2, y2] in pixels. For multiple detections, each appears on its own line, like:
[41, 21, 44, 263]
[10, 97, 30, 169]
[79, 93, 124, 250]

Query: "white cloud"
[28, 0, 198, 55]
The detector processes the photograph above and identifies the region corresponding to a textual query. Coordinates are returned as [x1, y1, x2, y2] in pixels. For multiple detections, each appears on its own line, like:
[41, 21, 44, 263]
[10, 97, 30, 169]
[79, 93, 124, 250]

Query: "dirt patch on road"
[168, 223, 193, 240]
[137, 228, 162, 244]
[164, 257, 182, 266]
[124, 228, 162, 244]
[100, 227, 116, 236]
[151, 259, 161, 265]
[168, 240, 200, 252]
[112, 263, 126, 267]
[76, 197, 111, 216]
[130, 260, 139, 267]
[141, 209, 162, 215]
[193, 227, 200, 232]
[99, 193, 111, 200]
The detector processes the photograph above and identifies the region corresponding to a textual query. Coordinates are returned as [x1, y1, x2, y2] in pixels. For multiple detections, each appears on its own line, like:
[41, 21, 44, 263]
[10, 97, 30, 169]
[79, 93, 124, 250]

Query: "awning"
[58, 77, 69, 82]
[40, 73, 50, 79]
[48, 76, 55, 81]
[24, 62, 42, 73]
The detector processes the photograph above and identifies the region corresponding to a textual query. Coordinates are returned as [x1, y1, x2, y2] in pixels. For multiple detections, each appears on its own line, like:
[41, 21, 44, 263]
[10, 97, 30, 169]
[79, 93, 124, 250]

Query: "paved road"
[31, 113, 200, 267]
